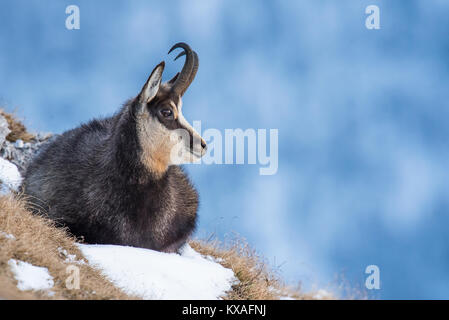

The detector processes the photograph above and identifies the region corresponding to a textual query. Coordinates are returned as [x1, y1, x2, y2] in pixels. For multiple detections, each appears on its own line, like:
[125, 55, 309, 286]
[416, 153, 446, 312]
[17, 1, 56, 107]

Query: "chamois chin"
[23, 43, 207, 253]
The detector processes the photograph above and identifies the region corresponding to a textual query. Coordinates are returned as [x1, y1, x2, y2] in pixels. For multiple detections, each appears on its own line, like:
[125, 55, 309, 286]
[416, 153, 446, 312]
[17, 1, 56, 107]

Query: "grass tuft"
[190, 236, 332, 300]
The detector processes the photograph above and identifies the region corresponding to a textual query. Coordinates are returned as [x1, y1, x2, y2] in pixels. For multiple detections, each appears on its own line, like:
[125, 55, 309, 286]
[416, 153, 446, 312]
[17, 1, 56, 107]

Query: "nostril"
[201, 141, 207, 149]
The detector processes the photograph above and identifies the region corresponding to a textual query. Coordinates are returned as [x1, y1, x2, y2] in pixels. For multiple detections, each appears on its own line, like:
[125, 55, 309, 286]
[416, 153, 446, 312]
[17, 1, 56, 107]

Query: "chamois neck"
[110, 103, 169, 184]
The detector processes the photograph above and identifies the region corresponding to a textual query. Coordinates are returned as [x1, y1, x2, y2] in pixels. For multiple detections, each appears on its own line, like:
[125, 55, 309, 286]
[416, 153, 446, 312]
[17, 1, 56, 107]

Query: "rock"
[0, 115, 11, 148]
[0, 114, 55, 176]
[0, 135, 54, 175]
[0, 157, 22, 195]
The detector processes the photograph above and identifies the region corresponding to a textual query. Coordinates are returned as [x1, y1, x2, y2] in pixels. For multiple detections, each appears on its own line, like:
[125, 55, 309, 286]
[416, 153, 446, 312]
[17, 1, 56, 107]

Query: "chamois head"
[134, 43, 207, 177]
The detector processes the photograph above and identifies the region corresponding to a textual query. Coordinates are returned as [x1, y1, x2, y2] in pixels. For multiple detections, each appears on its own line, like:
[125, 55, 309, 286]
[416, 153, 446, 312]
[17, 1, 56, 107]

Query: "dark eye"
[160, 108, 173, 118]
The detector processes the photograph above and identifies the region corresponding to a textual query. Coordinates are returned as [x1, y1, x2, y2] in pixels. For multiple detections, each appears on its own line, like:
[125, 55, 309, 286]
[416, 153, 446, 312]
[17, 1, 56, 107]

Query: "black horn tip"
[168, 42, 192, 55]
[174, 51, 186, 61]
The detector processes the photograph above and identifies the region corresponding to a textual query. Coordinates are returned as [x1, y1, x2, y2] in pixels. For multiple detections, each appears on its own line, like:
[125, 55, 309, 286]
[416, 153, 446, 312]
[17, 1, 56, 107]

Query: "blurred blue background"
[1, 0, 448, 299]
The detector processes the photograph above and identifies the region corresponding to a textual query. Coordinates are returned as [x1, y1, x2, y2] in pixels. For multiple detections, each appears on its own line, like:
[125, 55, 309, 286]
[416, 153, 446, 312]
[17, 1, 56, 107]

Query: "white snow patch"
[0, 230, 15, 240]
[0, 158, 22, 194]
[179, 244, 224, 263]
[178, 243, 204, 258]
[8, 259, 54, 292]
[78, 243, 237, 300]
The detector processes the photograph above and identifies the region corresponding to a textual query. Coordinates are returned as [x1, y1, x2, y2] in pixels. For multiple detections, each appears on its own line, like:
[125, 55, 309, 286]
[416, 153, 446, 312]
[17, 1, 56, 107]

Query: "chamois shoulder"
[73, 117, 115, 138]
[26, 116, 114, 170]
[55, 117, 114, 149]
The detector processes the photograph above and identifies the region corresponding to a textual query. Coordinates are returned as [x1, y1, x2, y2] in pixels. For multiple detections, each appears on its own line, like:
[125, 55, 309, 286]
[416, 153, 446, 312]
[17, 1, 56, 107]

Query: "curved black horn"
[168, 42, 199, 97]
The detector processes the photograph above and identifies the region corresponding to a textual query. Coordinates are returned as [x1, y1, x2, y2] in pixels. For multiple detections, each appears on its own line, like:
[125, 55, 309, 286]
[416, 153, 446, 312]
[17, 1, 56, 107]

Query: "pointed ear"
[139, 61, 165, 103]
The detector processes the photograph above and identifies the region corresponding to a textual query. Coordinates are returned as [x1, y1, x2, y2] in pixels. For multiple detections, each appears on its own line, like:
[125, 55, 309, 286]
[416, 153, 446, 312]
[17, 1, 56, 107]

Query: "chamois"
[23, 43, 207, 253]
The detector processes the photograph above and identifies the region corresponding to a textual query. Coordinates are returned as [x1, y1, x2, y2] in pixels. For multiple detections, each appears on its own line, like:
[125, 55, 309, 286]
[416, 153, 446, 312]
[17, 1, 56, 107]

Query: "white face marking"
[136, 97, 206, 176]
[174, 99, 205, 159]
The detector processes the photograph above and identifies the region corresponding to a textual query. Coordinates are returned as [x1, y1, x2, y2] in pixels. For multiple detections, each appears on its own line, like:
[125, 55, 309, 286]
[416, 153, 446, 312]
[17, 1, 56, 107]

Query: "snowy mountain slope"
[78, 244, 237, 300]
[0, 110, 319, 300]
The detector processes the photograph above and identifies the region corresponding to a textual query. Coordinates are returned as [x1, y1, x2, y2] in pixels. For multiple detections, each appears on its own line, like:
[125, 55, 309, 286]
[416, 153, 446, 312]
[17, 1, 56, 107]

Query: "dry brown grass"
[0, 194, 134, 300]
[0, 192, 333, 300]
[0, 109, 35, 142]
[190, 237, 334, 300]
